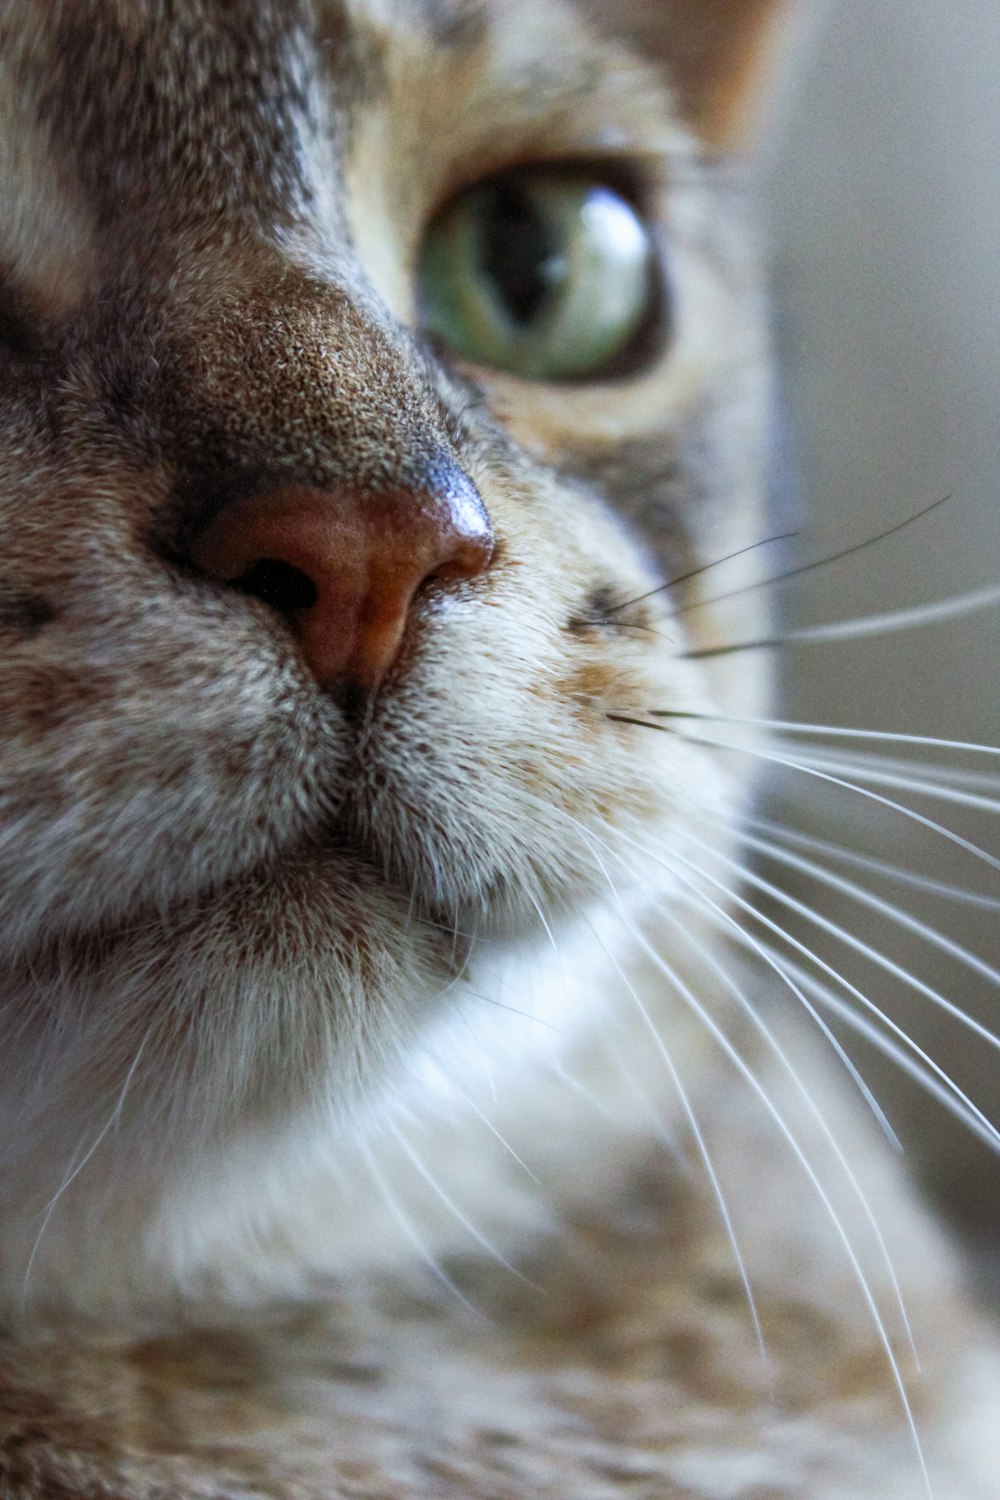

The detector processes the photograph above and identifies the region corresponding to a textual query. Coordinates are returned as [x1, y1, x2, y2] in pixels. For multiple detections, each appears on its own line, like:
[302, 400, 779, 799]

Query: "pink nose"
[190, 470, 493, 693]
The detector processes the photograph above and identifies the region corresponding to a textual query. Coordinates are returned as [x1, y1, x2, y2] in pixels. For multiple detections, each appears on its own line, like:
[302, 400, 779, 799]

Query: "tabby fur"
[0, 3, 995, 1496]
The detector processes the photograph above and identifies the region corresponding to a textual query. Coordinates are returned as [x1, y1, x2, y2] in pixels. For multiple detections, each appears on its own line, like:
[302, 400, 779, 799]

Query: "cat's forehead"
[1, 0, 671, 186]
[0, 0, 678, 329]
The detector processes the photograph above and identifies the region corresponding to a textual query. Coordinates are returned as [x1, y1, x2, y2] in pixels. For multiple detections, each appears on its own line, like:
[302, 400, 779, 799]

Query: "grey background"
[769, 0, 999, 1261]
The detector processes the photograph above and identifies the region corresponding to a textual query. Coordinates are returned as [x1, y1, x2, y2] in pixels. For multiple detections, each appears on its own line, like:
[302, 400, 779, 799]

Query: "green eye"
[419, 172, 655, 381]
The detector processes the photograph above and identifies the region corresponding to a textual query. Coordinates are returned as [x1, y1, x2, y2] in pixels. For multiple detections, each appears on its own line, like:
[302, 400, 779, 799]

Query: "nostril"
[188, 473, 492, 692]
[230, 558, 319, 615]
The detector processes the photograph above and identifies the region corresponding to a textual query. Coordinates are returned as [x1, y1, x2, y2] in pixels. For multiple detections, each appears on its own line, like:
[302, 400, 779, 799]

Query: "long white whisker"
[586, 917, 768, 1367]
[465, 988, 567, 1033]
[665, 842, 1000, 1153]
[656, 896, 917, 1359]
[668, 879, 899, 1148]
[700, 817, 1000, 989]
[743, 815, 1000, 910]
[388, 1124, 534, 1284]
[668, 727, 1000, 871]
[526, 889, 564, 971]
[452, 1091, 543, 1184]
[778, 749, 1000, 795]
[600, 1030, 687, 1164]
[594, 811, 1000, 1155]
[624, 921, 931, 1496]
[767, 744, 1000, 813]
[357, 1137, 484, 1318]
[647, 710, 1000, 758]
[22, 1023, 155, 1304]
[786, 584, 1000, 641]
[682, 584, 1000, 651]
[518, 789, 645, 897]
[771, 954, 1000, 1155]
[683, 828, 1000, 1054]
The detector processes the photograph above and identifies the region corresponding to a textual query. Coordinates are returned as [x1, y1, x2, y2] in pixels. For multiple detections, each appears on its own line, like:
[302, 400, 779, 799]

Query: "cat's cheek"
[343, 520, 732, 933]
[0, 602, 345, 956]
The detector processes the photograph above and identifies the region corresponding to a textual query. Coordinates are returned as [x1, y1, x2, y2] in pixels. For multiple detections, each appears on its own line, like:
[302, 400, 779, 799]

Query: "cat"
[0, 1, 997, 1497]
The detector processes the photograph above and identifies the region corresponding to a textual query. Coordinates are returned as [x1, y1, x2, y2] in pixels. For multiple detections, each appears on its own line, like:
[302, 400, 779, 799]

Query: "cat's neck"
[1, 896, 735, 1331]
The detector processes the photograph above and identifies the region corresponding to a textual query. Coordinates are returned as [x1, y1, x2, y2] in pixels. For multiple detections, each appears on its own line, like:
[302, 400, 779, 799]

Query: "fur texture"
[0, 2, 996, 1496]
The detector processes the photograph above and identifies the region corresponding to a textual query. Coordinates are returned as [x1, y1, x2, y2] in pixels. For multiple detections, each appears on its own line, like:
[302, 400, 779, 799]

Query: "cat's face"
[0, 0, 782, 1308]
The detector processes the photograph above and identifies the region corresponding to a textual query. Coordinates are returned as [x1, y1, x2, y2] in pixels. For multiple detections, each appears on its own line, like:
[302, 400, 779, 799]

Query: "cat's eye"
[419, 172, 656, 381]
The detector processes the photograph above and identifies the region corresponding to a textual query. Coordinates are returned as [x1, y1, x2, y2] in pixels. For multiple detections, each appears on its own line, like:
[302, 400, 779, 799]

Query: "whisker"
[465, 990, 567, 1033]
[519, 787, 649, 899]
[614, 718, 1000, 871]
[624, 920, 930, 1490]
[594, 810, 1000, 1155]
[676, 494, 952, 617]
[404, 872, 419, 934]
[607, 712, 678, 732]
[388, 1124, 536, 1285]
[358, 1138, 484, 1319]
[586, 917, 768, 1368]
[811, 753, 1000, 795]
[516, 782, 998, 1166]
[734, 816, 1000, 990]
[454, 1009, 501, 1106]
[22, 1022, 155, 1305]
[683, 826, 1000, 1053]
[668, 879, 899, 1149]
[448, 899, 465, 971]
[773, 953, 1000, 1155]
[743, 816, 1000, 910]
[595, 619, 674, 641]
[656, 895, 917, 1357]
[765, 744, 1000, 812]
[526, 889, 564, 972]
[604, 530, 797, 616]
[600, 1031, 688, 1164]
[452, 1091, 543, 1185]
[666, 841, 1000, 1152]
[739, 820, 1000, 987]
[643, 710, 1000, 759]
[681, 584, 1000, 658]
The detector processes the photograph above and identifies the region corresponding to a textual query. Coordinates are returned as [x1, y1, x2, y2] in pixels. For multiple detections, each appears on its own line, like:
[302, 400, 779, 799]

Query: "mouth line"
[293, 813, 490, 975]
[13, 821, 465, 985]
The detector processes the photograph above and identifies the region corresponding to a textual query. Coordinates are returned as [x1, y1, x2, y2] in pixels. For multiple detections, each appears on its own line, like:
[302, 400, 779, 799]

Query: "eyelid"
[425, 154, 660, 232]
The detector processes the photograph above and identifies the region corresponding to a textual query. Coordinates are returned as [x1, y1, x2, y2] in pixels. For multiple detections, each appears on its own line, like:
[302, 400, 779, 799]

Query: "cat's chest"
[1, 1168, 927, 1500]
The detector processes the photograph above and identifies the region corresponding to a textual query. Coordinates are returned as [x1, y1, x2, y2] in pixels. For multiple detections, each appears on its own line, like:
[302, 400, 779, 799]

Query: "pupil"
[478, 181, 557, 326]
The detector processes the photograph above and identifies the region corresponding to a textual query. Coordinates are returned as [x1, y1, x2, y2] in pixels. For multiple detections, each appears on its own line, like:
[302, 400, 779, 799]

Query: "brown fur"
[0, 2, 996, 1497]
[1, 1058, 990, 1497]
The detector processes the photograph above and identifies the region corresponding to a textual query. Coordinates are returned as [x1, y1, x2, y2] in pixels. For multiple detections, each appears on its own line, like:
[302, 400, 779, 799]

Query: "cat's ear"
[596, 0, 812, 152]
[666, 0, 812, 149]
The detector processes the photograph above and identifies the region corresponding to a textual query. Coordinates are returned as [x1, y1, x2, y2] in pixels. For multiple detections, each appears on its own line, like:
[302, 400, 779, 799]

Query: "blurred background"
[768, 0, 999, 1276]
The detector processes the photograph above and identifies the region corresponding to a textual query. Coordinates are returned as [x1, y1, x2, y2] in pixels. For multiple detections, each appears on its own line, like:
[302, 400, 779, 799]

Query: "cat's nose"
[189, 467, 493, 694]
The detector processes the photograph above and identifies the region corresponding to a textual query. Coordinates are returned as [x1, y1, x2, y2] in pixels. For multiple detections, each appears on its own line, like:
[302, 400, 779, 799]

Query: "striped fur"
[0, 3, 995, 1496]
